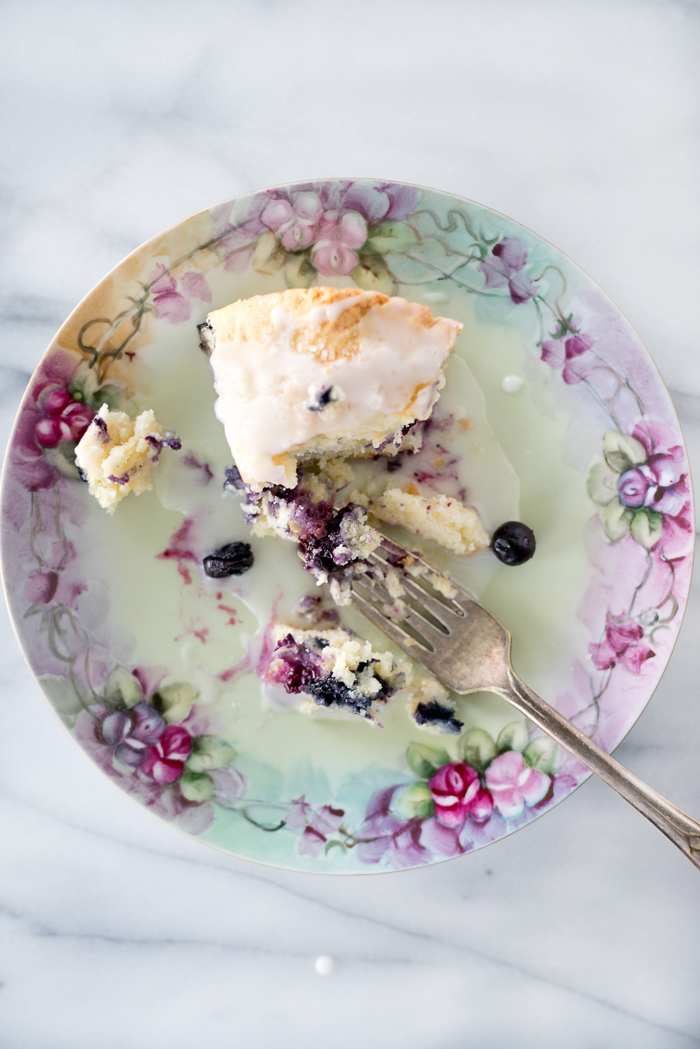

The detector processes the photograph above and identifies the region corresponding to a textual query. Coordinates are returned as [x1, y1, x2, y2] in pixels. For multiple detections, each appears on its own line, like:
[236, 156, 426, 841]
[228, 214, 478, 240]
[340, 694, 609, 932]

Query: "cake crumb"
[75, 404, 179, 513]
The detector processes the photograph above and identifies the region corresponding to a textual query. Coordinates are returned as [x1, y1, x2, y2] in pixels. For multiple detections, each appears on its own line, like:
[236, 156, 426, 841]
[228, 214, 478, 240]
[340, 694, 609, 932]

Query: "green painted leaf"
[152, 682, 198, 724]
[252, 230, 285, 275]
[103, 666, 144, 710]
[602, 430, 646, 474]
[351, 252, 398, 295]
[324, 839, 347, 855]
[186, 734, 235, 772]
[406, 743, 450, 779]
[586, 460, 617, 506]
[523, 736, 557, 772]
[179, 770, 215, 802]
[44, 444, 83, 481]
[601, 498, 633, 542]
[366, 221, 418, 255]
[393, 782, 435, 820]
[496, 721, 529, 754]
[631, 507, 663, 549]
[284, 250, 317, 288]
[40, 673, 85, 724]
[459, 727, 497, 771]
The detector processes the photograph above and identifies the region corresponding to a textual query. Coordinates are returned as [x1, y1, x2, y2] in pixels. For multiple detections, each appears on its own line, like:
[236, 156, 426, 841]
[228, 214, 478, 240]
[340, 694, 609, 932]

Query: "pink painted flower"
[484, 751, 550, 818]
[589, 612, 655, 673]
[261, 191, 325, 253]
[342, 182, 421, 224]
[286, 796, 345, 857]
[613, 427, 689, 518]
[180, 270, 211, 303]
[428, 763, 493, 828]
[149, 264, 211, 323]
[141, 724, 192, 783]
[150, 264, 190, 323]
[33, 385, 95, 449]
[479, 236, 538, 304]
[312, 210, 368, 275]
[541, 331, 595, 385]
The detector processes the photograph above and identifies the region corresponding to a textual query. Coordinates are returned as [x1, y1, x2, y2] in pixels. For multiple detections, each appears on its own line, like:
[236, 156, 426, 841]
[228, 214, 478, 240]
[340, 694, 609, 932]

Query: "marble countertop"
[1, 1, 700, 1046]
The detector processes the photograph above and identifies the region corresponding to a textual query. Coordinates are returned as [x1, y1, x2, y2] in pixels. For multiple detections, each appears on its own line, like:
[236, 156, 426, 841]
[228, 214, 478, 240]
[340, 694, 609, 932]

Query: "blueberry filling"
[223, 464, 247, 492]
[269, 635, 391, 717]
[304, 674, 375, 716]
[299, 504, 359, 574]
[306, 385, 338, 412]
[413, 700, 463, 735]
[491, 521, 536, 566]
[203, 541, 254, 577]
[269, 634, 323, 691]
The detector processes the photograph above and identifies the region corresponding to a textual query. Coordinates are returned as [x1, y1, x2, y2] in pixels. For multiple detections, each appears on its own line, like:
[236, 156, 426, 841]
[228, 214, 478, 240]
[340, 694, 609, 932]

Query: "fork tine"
[383, 570, 463, 628]
[353, 571, 449, 644]
[371, 532, 476, 604]
[349, 585, 434, 653]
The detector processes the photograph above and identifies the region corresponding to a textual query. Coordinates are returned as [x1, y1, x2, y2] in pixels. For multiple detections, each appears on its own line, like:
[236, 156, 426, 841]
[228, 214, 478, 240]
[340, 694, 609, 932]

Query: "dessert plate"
[1, 180, 693, 873]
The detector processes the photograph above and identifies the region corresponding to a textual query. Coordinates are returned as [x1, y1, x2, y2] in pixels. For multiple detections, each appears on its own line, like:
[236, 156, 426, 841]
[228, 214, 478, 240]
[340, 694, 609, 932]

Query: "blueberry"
[491, 521, 536, 566]
[203, 541, 254, 577]
[413, 700, 464, 734]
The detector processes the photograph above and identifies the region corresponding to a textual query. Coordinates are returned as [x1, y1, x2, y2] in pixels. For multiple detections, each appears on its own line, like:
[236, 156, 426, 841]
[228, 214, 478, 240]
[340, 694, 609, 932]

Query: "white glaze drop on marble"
[314, 955, 336, 975]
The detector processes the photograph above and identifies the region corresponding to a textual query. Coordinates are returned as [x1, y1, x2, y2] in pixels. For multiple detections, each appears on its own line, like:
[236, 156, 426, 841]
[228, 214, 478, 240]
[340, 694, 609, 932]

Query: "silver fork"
[350, 536, 700, 871]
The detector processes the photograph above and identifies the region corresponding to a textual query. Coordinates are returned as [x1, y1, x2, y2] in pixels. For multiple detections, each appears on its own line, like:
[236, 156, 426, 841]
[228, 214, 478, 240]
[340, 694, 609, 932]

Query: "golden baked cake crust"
[205, 287, 445, 363]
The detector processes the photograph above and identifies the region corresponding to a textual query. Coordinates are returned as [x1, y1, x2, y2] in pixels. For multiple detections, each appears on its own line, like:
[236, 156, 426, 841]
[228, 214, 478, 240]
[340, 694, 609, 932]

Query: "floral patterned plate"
[1, 180, 693, 873]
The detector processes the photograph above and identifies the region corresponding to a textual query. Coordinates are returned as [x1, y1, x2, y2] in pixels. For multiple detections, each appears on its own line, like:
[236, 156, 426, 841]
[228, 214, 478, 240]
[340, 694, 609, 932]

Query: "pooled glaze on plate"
[1, 180, 693, 872]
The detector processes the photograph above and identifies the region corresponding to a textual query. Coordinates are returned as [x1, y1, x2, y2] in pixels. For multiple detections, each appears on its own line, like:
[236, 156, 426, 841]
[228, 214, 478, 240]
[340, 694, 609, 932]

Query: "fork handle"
[501, 670, 700, 870]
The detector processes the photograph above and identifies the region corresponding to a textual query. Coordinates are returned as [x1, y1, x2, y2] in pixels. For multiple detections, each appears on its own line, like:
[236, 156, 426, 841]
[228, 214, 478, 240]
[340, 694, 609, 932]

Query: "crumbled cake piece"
[75, 404, 180, 513]
[265, 623, 405, 722]
[224, 464, 381, 605]
[265, 621, 460, 732]
[369, 488, 489, 556]
[405, 676, 463, 735]
[200, 287, 461, 491]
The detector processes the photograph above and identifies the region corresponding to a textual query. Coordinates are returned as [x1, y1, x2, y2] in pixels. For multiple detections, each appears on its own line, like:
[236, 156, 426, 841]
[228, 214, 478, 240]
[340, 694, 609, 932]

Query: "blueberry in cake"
[264, 620, 463, 732]
[201, 287, 480, 600]
[265, 623, 404, 723]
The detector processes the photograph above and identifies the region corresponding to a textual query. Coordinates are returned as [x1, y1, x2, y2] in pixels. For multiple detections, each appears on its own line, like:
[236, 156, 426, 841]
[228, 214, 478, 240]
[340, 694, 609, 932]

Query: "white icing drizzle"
[209, 295, 461, 489]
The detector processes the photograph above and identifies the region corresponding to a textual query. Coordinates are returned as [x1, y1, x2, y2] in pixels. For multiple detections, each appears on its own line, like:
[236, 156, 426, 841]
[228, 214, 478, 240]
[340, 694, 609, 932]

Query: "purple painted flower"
[623, 448, 687, 518]
[479, 236, 538, 305]
[541, 331, 595, 385]
[428, 762, 493, 827]
[484, 751, 550, 818]
[100, 700, 166, 768]
[589, 613, 655, 673]
[617, 467, 651, 508]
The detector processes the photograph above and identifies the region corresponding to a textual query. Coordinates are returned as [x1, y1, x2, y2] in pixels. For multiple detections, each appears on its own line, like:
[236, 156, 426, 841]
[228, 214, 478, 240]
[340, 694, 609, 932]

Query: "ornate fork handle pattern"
[502, 671, 700, 871]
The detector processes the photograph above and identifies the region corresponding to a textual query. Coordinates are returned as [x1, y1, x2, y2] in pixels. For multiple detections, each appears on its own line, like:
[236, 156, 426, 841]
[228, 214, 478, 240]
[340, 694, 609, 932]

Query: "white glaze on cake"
[207, 292, 461, 490]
